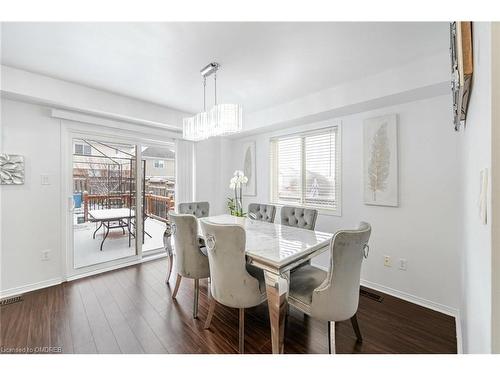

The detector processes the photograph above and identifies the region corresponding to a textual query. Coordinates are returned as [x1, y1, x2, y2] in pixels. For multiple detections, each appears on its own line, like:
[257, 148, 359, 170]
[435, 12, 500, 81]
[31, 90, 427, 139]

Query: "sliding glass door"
[72, 138, 138, 269]
[141, 144, 176, 255]
[64, 124, 177, 279]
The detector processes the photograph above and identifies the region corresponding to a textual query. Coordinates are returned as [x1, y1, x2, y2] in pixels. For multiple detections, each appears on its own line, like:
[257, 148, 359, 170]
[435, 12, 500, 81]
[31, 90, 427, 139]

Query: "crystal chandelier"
[183, 62, 242, 141]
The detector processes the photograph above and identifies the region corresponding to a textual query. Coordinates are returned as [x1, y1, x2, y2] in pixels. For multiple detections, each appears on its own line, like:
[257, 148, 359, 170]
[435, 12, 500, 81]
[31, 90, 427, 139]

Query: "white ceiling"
[1, 22, 449, 114]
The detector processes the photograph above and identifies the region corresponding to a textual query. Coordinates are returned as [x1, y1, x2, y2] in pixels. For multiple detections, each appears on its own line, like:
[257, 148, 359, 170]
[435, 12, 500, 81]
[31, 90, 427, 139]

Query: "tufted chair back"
[248, 203, 276, 223]
[200, 220, 265, 309]
[280, 206, 318, 230]
[169, 212, 210, 279]
[178, 201, 210, 218]
[311, 222, 371, 322]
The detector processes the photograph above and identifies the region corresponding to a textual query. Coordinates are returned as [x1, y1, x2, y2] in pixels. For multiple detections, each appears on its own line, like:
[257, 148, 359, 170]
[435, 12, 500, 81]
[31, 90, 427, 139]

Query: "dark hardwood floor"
[0, 258, 457, 354]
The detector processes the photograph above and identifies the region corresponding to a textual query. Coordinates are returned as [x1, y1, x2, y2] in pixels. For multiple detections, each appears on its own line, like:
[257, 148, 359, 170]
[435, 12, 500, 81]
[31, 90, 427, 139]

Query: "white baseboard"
[0, 252, 167, 298]
[0, 277, 63, 299]
[359, 278, 459, 318]
[311, 262, 458, 316]
[359, 279, 462, 354]
[66, 252, 167, 282]
[312, 262, 463, 354]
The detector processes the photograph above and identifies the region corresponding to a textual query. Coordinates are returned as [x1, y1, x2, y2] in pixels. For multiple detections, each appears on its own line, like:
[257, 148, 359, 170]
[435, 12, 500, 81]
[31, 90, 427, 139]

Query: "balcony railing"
[82, 192, 174, 223]
[145, 194, 173, 223]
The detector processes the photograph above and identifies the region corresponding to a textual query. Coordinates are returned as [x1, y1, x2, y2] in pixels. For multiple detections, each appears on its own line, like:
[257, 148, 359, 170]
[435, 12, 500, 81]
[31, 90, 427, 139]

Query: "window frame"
[153, 159, 165, 168]
[83, 144, 92, 155]
[74, 143, 83, 155]
[269, 124, 342, 217]
[74, 143, 92, 155]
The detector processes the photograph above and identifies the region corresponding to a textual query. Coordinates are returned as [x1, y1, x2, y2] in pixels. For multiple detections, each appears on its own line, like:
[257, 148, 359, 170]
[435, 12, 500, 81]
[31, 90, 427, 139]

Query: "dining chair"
[178, 201, 209, 248]
[288, 222, 371, 354]
[247, 203, 276, 223]
[280, 206, 318, 230]
[281, 206, 318, 270]
[200, 220, 267, 354]
[169, 212, 210, 319]
[178, 201, 210, 218]
[163, 223, 174, 284]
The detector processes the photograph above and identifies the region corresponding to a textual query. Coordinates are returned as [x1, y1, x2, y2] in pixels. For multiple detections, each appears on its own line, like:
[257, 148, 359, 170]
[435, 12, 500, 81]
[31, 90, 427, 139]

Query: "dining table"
[163, 214, 334, 354]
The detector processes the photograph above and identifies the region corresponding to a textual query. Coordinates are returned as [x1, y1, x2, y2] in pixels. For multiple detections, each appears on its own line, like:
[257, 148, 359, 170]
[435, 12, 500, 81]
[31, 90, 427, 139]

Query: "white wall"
[1, 65, 190, 130]
[194, 137, 232, 215]
[229, 94, 462, 314]
[460, 22, 493, 354]
[0, 95, 188, 296]
[1, 99, 63, 293]
[244, 52, 450, 134]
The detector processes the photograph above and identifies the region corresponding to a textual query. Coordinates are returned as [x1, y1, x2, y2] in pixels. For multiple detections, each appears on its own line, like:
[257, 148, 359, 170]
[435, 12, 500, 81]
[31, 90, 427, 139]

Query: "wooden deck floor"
[0, 258, 457, 354]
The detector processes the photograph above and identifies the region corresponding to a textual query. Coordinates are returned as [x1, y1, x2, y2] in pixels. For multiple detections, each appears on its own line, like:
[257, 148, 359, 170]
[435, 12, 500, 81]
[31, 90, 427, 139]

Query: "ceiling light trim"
[183, 62, 242, 141]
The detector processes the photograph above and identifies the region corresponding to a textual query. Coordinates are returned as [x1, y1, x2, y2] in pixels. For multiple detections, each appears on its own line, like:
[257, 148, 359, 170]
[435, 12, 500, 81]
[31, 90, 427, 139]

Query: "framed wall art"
[363, 114, 398, 207]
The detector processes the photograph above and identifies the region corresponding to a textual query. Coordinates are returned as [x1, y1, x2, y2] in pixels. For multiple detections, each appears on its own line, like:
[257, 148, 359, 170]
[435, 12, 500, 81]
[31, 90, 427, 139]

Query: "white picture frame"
[241, 141, 256, 196]
[363, 114, 398, 206]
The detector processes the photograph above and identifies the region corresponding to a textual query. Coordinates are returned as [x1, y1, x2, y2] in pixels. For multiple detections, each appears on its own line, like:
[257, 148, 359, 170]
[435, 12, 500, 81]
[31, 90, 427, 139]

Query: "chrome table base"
[264, 270, 290, 354]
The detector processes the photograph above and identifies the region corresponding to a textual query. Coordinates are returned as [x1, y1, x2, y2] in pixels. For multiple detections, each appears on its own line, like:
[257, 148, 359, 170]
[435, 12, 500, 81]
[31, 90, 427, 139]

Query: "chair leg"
[204, 297, 216, 330]
[193, 279, 200, 319]
[165, 253, 173, 284]
[350, 314, 363, 342]
[172, 274, 182, 299]
[328, 321, 336, 354]
[239, 308, 245, 354]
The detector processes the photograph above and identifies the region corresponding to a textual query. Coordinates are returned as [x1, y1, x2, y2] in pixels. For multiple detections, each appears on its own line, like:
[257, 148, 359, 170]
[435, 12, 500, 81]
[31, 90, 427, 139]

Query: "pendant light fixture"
[183, 62, 242, 141]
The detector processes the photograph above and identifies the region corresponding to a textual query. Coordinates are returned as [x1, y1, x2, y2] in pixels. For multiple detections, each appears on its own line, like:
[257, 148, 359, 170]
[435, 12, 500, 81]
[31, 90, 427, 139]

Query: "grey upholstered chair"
[248, 203, 276, 223]
[288, 222, 371, 354]
[178, 201, 209, 248]
[280, 205, 318, 230]
[163, 223, 174, 284]
[200, 221, 267, 353]
[178, 201, 209, 218]
[281, 206, 318, 270]
[169, 212, 210, 319]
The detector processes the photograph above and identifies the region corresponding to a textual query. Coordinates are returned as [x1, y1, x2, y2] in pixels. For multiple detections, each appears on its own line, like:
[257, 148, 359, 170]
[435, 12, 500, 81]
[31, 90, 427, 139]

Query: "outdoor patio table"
[88, 208, 135, 251]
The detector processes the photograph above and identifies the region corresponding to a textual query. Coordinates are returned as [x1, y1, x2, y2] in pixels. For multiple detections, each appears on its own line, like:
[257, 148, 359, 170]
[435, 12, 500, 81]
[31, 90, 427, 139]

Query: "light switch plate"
[41, 249, 51, 261]
[41, 174, 50, 185]
[399, 258, 407, 271]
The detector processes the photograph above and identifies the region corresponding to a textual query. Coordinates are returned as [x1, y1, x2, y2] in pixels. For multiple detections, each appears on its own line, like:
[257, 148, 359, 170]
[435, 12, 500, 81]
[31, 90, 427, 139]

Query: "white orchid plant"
[227, 170, 248, 217]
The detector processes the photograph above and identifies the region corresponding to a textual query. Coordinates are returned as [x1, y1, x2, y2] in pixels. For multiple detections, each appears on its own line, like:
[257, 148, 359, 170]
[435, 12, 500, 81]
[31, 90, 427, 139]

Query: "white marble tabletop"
[199, 214, 333, 270]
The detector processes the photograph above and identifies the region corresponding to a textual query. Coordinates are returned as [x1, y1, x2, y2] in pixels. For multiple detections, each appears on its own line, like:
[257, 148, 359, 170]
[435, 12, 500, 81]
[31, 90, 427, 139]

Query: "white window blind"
[270, 126, 340, 213]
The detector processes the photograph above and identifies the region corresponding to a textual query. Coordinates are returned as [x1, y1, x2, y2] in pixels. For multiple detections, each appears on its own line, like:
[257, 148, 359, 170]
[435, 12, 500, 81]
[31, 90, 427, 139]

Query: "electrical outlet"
[399, 258, 408, 271]
[41, 249, 51, 261]
[384, 255, 391, 267]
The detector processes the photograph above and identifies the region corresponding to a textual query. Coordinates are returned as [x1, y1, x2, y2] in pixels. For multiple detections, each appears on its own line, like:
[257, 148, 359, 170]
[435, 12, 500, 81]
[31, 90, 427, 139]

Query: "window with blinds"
[270, 126, 340, 213]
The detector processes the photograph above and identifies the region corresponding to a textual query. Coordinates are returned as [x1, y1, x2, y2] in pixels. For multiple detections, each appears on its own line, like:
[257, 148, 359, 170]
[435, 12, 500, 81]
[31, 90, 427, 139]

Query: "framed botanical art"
[363, 114, 398, 207]
[241, 141, 256, 196]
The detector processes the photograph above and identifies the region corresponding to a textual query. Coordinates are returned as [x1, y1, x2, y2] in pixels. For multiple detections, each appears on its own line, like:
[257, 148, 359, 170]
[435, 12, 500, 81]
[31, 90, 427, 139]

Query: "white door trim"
[59, 117, 175, 280]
